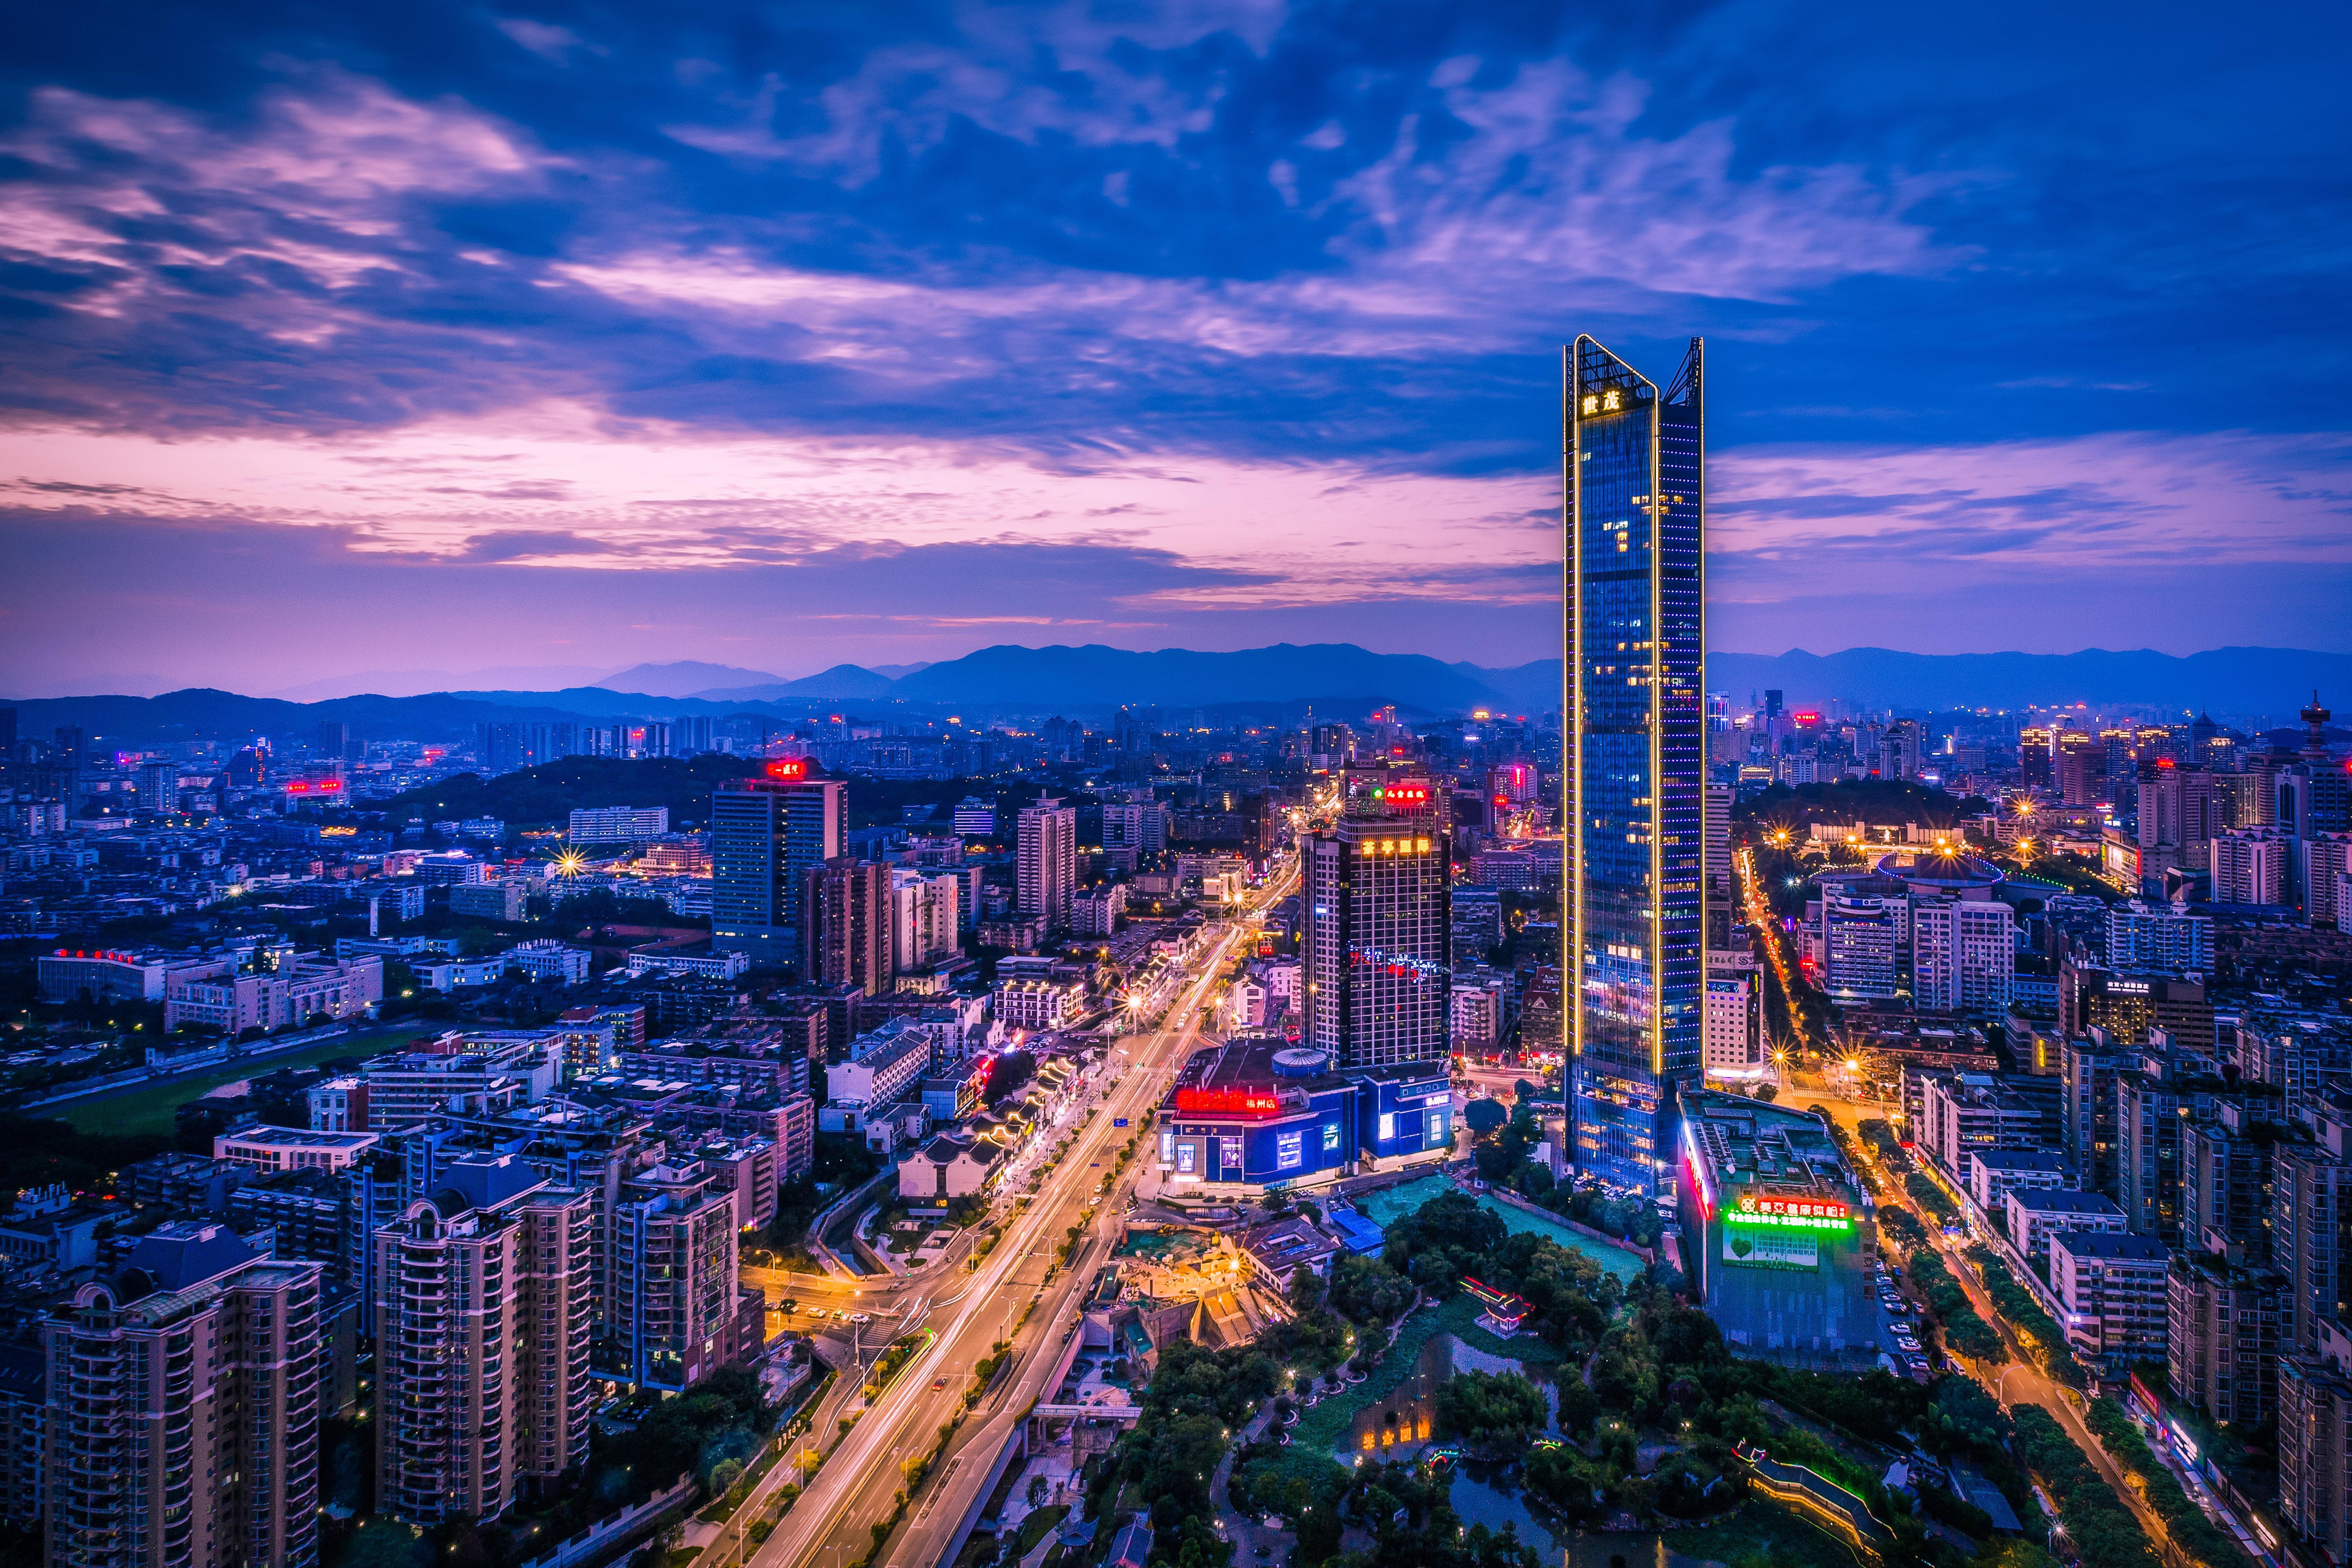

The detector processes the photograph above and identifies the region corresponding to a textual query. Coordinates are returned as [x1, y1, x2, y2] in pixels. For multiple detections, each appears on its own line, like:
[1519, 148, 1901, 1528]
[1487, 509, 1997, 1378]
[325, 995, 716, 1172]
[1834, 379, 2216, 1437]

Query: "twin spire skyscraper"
[1565, 336, 1708, 1194]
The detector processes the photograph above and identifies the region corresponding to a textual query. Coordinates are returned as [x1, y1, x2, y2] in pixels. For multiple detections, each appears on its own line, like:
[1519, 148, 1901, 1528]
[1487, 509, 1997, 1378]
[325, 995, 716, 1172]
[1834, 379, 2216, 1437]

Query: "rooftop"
[2052, 1231, 2169, 1262]
[2007, 1188, 2125, 1216]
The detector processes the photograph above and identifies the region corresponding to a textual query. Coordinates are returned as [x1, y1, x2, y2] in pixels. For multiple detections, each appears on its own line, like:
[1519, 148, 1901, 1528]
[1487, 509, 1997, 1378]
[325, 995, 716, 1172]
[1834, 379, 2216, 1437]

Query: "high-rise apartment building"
[2212, 826, 2292, 906]
[2169, 1243, 2284, 1426]
[711, 770, 843, 965]
[2105, 900, 2215, 975]
[2281, 1320, 2352, 1563]
[2276, 1112, 2352, 1355]
[1304, 815, 1449, 1069]
[608, 1161, 748, 1391]
[889, 867, 961, 972]
[1566, 335, 1706, 1194]
[1016, 795, 1078, 931]
[373, 1153, 594, 1524]
[801, 856, 891, 992]
[44, 1223, 325, 1568]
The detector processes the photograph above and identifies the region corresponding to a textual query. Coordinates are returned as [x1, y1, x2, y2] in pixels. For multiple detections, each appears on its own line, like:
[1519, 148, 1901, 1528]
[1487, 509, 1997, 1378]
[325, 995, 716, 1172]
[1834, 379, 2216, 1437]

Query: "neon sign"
[765, 759, 808, 780]
[1386, 785, 1430, 807]
[1174, 1087, 1281, 1114]
[1726, 1194, 1851, 1231]
[285, 778, 343, 795]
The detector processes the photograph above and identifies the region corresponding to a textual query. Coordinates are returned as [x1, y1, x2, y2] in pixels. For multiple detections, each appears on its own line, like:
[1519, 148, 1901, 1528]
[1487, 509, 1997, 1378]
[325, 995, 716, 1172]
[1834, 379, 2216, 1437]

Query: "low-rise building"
[2050, 1230, 2169, 1368]
[212, 1124, 382, 1173]
[995, 977, 1083, 1031]
[898, 1134, 1006, 1202]
[2004, 1187, 2128, 1270]
[1968, 1148, 2073, 1216]
[510, 939, 592, 984]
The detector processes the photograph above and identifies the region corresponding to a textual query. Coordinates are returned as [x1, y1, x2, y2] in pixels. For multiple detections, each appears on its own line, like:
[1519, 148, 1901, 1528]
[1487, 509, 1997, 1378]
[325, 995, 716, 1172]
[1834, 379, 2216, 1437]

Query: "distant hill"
[693, 664, 901, 702]
[265, 665, 610, 701]
[595, 661, 787, 698]
[18, 642, 2351, 737]
[891, 642, 1505, 710]
[1706, 646, 2352, 718]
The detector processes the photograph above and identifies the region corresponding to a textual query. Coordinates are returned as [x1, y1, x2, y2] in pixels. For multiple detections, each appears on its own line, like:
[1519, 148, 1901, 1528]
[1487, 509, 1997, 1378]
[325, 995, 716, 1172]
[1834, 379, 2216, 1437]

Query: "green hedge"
[1908, 1250, 2005, 1362]
[1973, 1252, 2086, 1387]
[1906, 1172, 1960, 1223]
[2011, 1405, 2157, 1568]
[2082, 1399, 2259, 1568]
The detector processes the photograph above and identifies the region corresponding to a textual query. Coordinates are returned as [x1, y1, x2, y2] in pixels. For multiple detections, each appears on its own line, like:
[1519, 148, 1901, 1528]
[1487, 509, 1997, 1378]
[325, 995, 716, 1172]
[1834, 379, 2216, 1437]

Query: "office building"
[1566, 334, 1706, 1195]
[1016, 795, 1078, 932]
[2060, 963, 2215, 1053]
[1911, 896, 2015, 1014]
[43, 1223, 325, 1568]
[1303, 815, 1450, 1070]
[2169, 1243, 2285, 1426]
[2049, 1230, 2170, 1369]
[1820, 892, 1902, 1003]
[802, 856, 891, 992]
[1702, 972, 1761, 1080]
[567, 806, 669, 843]
[1673, 1093, 1877, 1360]
[711, 769, 844, 965]
[374, 1154, 593, 1523]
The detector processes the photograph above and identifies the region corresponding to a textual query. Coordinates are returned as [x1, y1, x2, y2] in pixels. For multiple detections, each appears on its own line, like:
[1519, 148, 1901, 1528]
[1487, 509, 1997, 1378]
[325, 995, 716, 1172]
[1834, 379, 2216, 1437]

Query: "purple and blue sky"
[3, 1, 2348, 696]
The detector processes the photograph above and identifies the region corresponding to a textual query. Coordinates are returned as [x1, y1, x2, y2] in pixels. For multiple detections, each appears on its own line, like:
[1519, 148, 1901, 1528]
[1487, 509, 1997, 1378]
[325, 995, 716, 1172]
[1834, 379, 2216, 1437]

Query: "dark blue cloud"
[0, 0, 2346, 670]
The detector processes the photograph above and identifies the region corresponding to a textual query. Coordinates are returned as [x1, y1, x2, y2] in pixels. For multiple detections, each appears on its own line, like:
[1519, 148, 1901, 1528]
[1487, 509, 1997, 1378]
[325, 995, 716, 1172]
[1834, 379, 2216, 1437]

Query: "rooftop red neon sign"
[766, 759, 808, 780]
[1174, 1087, 1281, 1115]
[285, 778, 343, 795]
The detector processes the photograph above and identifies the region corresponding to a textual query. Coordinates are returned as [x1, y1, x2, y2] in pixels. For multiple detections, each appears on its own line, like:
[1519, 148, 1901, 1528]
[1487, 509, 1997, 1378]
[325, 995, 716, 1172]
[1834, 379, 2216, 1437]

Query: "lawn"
[57, 1025, 432, 1136]
[1666, 1499, 1873, 1568]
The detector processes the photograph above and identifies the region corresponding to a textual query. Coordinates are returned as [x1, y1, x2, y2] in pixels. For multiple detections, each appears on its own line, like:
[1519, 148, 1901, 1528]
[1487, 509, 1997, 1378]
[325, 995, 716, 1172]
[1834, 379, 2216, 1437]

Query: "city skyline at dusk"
[5, 3, 2348, 697]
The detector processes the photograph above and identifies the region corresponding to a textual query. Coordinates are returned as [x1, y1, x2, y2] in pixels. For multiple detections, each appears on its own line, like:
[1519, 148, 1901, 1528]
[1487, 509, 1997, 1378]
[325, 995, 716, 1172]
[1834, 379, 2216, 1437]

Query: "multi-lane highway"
[742, 859, 1298, 1568]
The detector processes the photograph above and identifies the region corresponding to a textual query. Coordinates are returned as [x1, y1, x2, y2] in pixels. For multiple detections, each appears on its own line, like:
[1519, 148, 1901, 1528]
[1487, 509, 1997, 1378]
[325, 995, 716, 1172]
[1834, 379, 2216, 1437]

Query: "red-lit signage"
[285, 778, 343, 795]
[1493, 794, 1509, 807]
[1793, 711, 1822, 726]
[765, 759, 808, 780]
[1386, 785, 1430, 807]
[1173, 1087, 1281, 1115]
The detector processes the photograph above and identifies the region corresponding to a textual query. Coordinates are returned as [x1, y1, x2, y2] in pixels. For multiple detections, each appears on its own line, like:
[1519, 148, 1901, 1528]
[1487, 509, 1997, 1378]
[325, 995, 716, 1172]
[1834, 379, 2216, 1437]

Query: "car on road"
[932, 1377, 948, 1390]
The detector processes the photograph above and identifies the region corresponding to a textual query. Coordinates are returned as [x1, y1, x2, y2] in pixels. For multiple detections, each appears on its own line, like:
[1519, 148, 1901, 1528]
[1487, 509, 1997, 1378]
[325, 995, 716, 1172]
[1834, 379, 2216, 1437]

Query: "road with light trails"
[746, 860, 1299, 1568]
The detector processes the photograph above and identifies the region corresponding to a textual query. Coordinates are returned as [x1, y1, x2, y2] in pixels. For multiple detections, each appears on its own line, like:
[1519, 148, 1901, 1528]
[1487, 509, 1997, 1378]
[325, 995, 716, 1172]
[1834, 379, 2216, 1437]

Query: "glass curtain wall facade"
[1566, 336, 1706, 1194]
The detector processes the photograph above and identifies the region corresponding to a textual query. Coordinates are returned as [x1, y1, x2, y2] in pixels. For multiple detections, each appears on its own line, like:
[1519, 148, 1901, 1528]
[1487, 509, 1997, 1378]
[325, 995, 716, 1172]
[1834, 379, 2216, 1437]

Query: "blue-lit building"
[1566, 335, 1707, 1194]
[1674, 1091, 1880, 1363]
[1153, 1037, 1452, 1196]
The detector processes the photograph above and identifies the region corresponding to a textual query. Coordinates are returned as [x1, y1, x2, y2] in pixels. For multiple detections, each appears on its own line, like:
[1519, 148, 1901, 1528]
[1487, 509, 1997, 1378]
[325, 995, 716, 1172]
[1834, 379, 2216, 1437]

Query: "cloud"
[0, 0, 2346, 679]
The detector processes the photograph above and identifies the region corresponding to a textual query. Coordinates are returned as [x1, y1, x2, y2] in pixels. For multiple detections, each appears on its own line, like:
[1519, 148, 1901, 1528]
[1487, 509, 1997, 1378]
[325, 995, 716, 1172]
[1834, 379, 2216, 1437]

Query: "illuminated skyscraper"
[711, 764, 843, 966]
[1566, 336, 1706, 1193]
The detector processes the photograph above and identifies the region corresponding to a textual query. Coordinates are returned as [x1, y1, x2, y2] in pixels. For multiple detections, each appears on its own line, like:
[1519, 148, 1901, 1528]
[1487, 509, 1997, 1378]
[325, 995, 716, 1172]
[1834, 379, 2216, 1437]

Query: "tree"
[1433, 1370, 1548, 1450]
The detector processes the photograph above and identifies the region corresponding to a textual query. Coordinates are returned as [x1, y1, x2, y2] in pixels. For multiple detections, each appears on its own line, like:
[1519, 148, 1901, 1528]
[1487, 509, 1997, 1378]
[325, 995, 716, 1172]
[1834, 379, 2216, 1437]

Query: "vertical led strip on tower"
[1566, 336, 1707, 1194]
